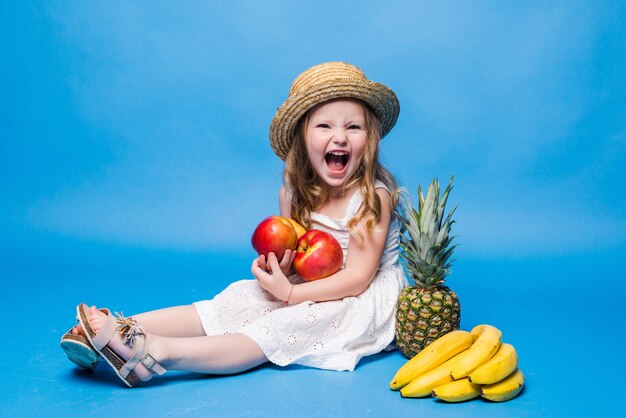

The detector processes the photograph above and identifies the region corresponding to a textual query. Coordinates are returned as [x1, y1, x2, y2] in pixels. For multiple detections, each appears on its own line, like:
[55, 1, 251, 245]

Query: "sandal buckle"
[141, 353, 157, 369]
[140, 353, 166, 375]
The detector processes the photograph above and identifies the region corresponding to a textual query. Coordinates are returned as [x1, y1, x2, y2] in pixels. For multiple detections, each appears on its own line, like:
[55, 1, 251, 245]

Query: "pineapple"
[395, 176, 461, 359]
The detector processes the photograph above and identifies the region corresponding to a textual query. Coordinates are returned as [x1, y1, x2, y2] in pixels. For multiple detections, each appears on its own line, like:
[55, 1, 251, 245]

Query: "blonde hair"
[283, 100, 399, 238]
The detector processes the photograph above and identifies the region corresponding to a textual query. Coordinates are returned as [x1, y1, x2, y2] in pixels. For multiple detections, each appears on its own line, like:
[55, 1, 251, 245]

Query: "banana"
[480, 368, 525, 402]
[390, 330, 474, 390]
[432, 377, 482, 402]
[450, 324, 502, 379]
[468, 342, 518, 384]
[400, 351, 467, 397]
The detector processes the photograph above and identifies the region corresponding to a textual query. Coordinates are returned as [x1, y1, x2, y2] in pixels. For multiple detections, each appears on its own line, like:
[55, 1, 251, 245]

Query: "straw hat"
[269, 62, 400, 160]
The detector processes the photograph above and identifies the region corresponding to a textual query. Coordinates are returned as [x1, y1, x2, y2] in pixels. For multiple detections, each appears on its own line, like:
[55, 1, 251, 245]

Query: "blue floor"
[1, 234, 624, 417]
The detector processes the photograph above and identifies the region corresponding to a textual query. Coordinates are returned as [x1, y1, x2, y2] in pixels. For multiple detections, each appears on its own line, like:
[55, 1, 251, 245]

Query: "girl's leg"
[73, 304, 206, 338]
[86, 306, 268, 381]
[151, 333, 268, 375]
[132, 305, 206, 337]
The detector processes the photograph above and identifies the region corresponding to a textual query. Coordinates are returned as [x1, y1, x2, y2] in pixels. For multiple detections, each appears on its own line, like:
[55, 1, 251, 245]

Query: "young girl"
[61, 61, 409, 387]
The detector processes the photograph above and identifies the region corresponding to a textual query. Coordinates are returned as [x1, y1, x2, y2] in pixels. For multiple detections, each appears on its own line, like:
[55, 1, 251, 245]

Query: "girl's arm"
[279, 185, 291, 217]
[252, 188, 391, 303]
[289, 187, 391, 302]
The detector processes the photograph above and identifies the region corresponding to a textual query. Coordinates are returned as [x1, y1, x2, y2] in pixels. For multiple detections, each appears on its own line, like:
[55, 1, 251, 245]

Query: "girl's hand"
[257, 249, 296, 276]
[251, 252, 294, 302]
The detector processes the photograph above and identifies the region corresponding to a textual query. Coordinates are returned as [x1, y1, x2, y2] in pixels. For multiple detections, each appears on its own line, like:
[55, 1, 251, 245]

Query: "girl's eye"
[348, 124, 362, 130]
[317, 123, 330, 129]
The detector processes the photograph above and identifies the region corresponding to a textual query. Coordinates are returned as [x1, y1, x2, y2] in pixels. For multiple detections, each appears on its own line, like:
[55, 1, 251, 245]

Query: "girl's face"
[304, 99, 367, 191]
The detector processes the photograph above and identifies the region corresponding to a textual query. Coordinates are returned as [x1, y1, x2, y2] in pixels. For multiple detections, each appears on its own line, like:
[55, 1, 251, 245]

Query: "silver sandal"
[76, 303, 166, 387]
[60, 308, 109, 370]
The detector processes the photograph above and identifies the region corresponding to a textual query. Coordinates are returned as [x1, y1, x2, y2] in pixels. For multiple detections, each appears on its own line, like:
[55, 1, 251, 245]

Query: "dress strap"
[346, 180, 391, 217]
[374, 179, 390, 193]
[345, 188, 363, 219]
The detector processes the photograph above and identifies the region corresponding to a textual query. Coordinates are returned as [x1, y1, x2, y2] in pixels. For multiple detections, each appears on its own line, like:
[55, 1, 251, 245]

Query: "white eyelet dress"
[194, 181, 408, 371]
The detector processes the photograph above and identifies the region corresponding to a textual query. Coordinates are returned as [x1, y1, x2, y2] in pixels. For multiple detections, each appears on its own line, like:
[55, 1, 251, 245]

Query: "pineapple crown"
[398, 176, 457, 288]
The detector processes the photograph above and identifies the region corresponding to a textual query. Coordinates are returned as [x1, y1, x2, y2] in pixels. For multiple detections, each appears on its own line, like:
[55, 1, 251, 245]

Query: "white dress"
[194, 181, 408, 371]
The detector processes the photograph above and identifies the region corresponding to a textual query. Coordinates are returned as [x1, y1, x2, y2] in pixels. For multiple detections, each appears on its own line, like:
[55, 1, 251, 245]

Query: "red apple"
[294, 230, 343, 281]
[251, 216, 298, 259]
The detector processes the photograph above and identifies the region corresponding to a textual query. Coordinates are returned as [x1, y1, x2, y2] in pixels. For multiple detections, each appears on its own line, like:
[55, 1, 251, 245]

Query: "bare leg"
[73, 304, 206, 338]
[151, 333, 268, 375]
[87, 307, 268, 382]
[132, 305, 206, 337]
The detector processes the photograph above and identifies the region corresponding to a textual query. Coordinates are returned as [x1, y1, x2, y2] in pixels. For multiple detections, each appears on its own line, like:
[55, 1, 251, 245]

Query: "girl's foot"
[71, 324, 84, 336]
[86, 305, 158, 382]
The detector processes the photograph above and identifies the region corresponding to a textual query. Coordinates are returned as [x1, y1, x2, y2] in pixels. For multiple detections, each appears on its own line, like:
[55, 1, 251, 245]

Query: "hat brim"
[269, 79, 400, 160]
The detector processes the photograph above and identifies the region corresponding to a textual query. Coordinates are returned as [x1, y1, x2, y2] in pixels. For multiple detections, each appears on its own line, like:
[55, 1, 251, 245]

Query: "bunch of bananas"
[390, 324, 524, 402]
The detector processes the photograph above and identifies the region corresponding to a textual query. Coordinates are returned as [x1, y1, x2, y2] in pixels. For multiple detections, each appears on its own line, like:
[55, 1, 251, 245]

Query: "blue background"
[1, 1, 625, 417]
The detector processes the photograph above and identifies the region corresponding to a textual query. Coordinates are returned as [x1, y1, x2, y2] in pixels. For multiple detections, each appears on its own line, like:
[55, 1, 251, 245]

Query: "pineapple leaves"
[398, 175, 458, 287]
[419, 234, 433, 259]
[420, 182, 438, 232]
[437, 176, 455, 226]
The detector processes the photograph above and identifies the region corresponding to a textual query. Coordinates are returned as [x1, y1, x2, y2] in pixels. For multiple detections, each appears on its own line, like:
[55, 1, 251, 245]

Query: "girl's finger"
[251, 258, 266, 278]
[268, 252, 281, 270]
[258, 254, 267, 271]
[279, 249, 291, 268]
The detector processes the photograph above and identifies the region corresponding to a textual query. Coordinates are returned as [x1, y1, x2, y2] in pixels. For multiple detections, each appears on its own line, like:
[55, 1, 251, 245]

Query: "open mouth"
[325, 151, 350, 172]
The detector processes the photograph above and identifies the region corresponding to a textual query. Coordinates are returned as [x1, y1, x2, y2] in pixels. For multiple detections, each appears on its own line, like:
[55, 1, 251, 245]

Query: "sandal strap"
[120, 332, 145, 379]
[140, 353, 166, 375]
[91, 312, 118, 351]
[116, 319, 167, 378]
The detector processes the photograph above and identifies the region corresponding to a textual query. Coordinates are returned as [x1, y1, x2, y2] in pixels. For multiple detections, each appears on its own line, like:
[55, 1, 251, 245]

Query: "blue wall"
[2, 0, 625, 266]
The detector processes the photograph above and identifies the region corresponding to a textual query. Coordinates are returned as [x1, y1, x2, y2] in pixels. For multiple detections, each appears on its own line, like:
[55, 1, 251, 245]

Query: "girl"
[61, 62, 408, 387]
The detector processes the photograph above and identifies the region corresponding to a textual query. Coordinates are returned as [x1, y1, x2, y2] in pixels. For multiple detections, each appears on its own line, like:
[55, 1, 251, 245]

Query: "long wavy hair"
[283, 99, 399, 239]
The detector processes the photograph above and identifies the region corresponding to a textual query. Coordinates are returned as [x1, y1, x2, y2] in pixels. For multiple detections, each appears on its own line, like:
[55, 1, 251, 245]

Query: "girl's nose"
[332, 129, 348, 144]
